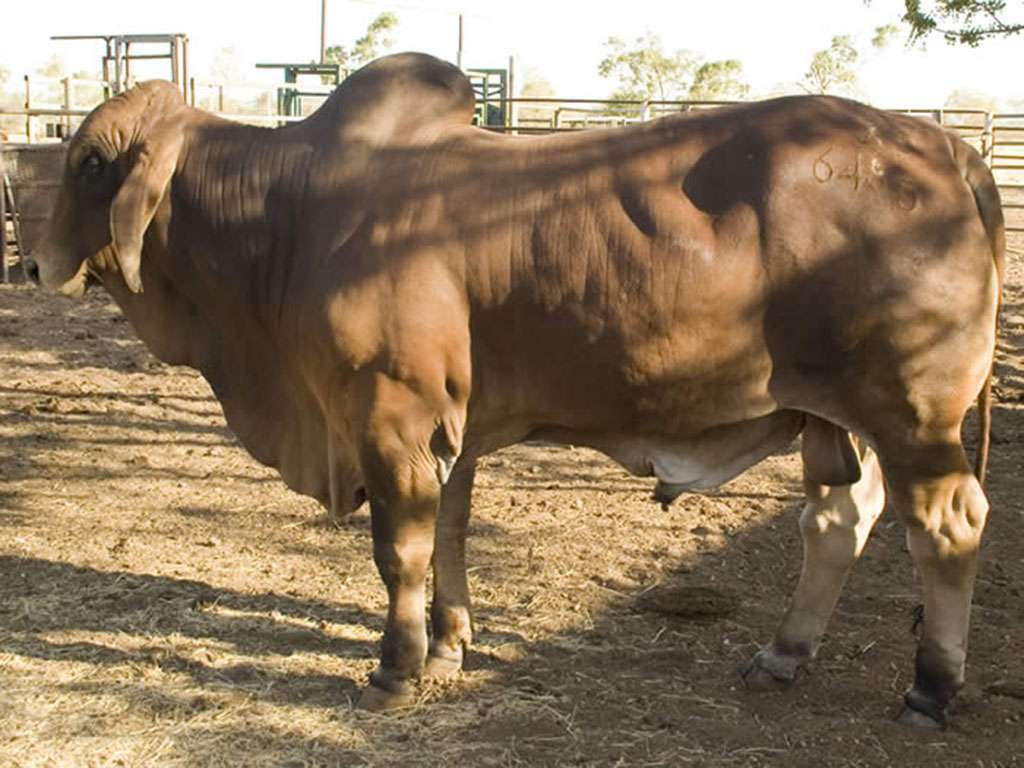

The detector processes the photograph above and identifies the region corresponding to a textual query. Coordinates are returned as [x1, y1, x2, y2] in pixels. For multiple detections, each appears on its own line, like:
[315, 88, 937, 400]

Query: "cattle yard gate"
[1, 92, 1021, 283]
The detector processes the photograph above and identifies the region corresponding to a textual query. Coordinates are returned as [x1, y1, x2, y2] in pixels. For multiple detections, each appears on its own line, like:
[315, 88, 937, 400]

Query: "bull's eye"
[80, 153, 104, 177]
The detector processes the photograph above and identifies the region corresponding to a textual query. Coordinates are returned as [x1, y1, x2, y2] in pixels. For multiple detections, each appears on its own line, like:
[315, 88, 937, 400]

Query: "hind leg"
[744, 420, 886, 688]
[883, 442, 988, 727]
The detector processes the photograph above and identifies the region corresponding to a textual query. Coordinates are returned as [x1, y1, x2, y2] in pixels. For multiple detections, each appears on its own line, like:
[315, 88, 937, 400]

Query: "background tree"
[944, 86, 1000, 111]
[597, 33, 697, 102]
[210, 46, 245, 84]
[802, 35, 859, 94]
[322, 12, 399, 81]
[517, 69, 558, 126]
[36, 55, 66, 80]
[896, 0, 1023, 44]
[871, 23, 901, 47]
[688, 60, 750, 100]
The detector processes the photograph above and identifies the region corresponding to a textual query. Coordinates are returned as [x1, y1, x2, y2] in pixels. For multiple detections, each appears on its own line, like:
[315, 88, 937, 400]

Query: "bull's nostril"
[25, 259, 40, 285]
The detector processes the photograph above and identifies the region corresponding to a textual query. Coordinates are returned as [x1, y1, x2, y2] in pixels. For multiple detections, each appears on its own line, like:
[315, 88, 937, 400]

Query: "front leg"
[425, 458, 476, 678]
[360, 476, 439, 711]
[355, 375, 459, 711]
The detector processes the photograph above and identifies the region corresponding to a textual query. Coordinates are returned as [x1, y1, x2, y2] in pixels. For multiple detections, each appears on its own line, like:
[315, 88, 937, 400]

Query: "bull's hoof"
[741, 647, 800, 691]
[897, 689, 947, 729]
[357, 682, 416, 712]
[896, 704, 944, 729]
[423, 651, 463, 679]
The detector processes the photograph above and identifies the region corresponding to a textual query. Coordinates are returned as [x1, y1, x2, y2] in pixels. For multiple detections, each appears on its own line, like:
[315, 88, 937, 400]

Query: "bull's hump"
[313, 53, 476, 144]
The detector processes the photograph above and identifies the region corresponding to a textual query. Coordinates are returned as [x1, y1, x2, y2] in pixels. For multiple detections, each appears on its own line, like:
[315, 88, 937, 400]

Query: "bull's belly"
[524, 410, 804, 503]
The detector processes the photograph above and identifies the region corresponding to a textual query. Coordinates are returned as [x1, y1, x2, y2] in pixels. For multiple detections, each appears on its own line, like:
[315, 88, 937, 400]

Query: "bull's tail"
[948, 131, 1006, 487]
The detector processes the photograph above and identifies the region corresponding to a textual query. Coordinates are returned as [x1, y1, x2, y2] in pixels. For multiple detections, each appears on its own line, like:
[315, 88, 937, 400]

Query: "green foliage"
[688, 60, 750, 100]
[802, 35, 859, 94]
[871, 23, 901, 47]
[322, 12, 399, 82]
[597, 33, 750, 110]
[899, 0, 1023, 45]
[598, 33, 697, 102]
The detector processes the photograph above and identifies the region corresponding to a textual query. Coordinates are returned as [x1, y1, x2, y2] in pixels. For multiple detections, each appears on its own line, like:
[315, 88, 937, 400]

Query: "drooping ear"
[110, 127, 183, 293]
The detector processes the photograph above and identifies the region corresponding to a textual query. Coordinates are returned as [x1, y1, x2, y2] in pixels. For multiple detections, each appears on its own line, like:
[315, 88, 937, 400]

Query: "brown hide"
[37, 53, 1001, 518]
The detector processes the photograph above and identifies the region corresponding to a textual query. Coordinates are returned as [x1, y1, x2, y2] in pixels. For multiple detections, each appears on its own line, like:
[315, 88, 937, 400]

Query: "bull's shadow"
[0, 555, 374, 708]
[0, 284, 155, 374]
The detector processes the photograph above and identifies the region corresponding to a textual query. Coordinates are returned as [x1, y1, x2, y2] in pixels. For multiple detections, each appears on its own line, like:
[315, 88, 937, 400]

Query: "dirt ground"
[2, 242, 1024, 767]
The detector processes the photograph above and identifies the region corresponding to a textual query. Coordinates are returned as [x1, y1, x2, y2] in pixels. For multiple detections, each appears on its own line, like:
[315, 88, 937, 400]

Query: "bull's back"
[375, 97, 997, 438]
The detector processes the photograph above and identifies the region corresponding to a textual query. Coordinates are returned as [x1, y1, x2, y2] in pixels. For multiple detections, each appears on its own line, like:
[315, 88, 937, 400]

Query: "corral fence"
[1, 86, 1021, 282]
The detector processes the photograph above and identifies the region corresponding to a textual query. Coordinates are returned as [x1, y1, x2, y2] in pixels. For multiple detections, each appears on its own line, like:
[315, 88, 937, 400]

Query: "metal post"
[113, 38, 123, 94]
[217, 84, 224, 112]
[482, 72, 490, 126]
[124, 42, 132, 87]
[23, 75, 31, 142]
[182, 36, 189, 98]
[457, 14, 464, 69]
[62, 77, 71, 137]
[506, 56, 514, 128]
[102, 39, 112, 99]
[508, 56, 517, 132]
[320, 0, 327, 63]
[983, 112, 994, 165]
[0, 167, 7, 284]
[189, 77, 196, 107]
[170, 38, 179, 88]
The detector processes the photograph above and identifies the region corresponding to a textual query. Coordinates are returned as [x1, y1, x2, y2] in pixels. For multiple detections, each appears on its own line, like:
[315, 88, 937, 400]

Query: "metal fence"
[991, 114, 1024, 232]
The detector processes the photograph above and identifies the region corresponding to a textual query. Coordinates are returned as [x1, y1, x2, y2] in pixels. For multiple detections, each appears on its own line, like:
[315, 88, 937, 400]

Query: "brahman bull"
[31, 53, 1004, 727]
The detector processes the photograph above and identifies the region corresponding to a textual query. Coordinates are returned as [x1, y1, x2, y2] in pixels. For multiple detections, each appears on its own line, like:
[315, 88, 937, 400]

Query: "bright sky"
[3, 0, 1020, 108]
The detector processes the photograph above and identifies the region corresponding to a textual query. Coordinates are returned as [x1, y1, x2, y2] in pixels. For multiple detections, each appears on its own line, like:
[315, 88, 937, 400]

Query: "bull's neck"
[170, 116, 315, 316]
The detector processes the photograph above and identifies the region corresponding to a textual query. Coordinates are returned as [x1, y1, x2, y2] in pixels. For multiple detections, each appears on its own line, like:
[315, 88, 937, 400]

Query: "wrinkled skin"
[32, 53, 1004, 725]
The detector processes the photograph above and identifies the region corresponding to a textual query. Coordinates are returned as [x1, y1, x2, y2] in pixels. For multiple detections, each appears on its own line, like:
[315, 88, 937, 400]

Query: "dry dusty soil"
[2, 242, 1024, 767]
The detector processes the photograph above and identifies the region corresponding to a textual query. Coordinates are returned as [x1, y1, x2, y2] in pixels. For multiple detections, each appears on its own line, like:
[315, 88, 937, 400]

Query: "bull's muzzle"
[23, 256, 41, 285]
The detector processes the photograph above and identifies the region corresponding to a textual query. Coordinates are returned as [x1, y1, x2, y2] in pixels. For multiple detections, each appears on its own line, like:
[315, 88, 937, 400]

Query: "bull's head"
[30, 81, 186, 296]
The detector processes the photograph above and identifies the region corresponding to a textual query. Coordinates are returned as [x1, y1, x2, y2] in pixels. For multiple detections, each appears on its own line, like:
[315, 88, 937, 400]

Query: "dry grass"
[2, 238, 1024, 765]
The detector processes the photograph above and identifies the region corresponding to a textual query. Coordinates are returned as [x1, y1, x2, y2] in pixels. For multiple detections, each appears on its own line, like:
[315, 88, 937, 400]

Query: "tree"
[519, 70, 554, 100]
[802, 35, 859, 95]
[322, 11, 399, 81]
[871, 23, 901, 48]
[598, 33, 697, 103]
[210, 46, 245, 84]
[517, 69, 557, 125]
[688, 60, 750, 100]
[36, 55, 66, 79]
[896, 0, 1023, 45]
[944, 87, 1000, 111]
